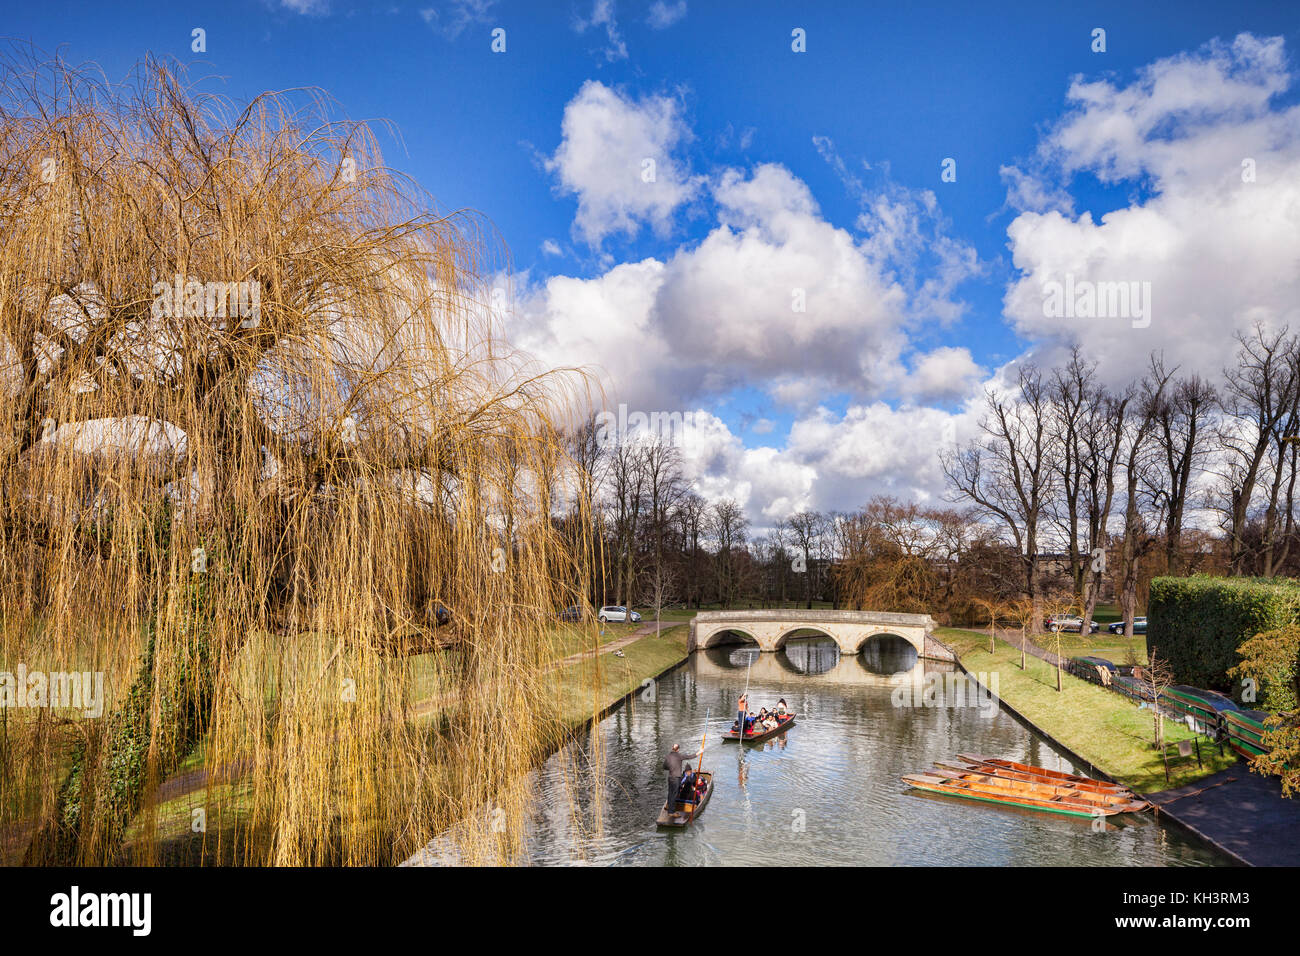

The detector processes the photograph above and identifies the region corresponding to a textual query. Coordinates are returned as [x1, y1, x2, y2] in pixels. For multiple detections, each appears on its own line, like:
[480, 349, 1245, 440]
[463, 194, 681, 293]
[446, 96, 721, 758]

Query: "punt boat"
[904, 759, 1149, 819]
[722, 712, 796, 744]
[656, 771, 713, 827]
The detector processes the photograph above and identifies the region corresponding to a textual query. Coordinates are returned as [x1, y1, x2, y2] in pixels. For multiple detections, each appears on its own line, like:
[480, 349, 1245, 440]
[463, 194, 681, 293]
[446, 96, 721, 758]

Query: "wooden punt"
[903, 766, 1149, 819]
[955, 754, 1131, 793]
[657, 771, 713, 827]
[908, 758, 1148, 818]
[722, 713, 796, 744]
[1221, 709, 1270, 758]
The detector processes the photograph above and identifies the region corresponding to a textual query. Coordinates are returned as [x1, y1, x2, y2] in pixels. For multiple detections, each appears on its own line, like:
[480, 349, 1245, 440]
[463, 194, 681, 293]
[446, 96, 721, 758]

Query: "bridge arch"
[696, 626, 762, 650]
[773, 625, 838, 650]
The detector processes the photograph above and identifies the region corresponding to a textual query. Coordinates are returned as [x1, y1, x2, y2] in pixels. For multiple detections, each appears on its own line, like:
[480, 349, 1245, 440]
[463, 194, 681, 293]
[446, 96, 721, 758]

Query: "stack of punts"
[722, 712, 796, 744]
[1162, 685, 1241, 736]
[1221, 709, 1270, 758]
[902, 755, 1150, 819]
[656, 771, 713, 827]
[1068, 656, 1118, 686]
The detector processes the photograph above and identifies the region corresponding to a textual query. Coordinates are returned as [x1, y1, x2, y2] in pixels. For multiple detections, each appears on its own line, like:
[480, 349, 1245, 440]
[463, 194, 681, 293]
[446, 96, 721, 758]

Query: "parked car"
[557, 605, 583, 622]
[1044, 615, 1100, 633]
[598, 605, 641, 623]
[1107, 616, 1147, 634]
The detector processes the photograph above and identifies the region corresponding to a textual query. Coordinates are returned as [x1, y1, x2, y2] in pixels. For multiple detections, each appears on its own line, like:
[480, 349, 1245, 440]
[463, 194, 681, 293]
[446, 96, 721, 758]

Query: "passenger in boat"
[663, 743, 701, 809]
[775, 698, 788, 717]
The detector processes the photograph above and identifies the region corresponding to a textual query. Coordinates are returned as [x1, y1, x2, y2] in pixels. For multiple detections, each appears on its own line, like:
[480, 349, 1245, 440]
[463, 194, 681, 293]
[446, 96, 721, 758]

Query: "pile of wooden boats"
[1069, 655, 1276, 759]
[902, 754, 1150, 819]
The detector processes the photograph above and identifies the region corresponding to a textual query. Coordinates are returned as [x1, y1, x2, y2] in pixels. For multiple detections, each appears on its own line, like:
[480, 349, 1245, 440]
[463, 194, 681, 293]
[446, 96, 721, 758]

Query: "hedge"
[1147, 575, 1300, 699]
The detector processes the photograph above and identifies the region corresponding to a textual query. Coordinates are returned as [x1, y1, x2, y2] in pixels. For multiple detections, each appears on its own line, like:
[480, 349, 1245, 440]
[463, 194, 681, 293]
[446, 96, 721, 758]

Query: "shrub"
[1230, 626, 1300, 713]
[1147, 575, 1300, 698]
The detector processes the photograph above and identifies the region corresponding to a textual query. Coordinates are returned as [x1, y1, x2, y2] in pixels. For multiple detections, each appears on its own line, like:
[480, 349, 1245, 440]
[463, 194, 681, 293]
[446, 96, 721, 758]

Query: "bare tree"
[942, 366, 1055, 632]
[1217, 325, 1300, 574]
[1116, 358, 1174, 638]
[708, 498, 748, 608]
[782, 510, 825, 609]
[1150, 375, 1217, 575]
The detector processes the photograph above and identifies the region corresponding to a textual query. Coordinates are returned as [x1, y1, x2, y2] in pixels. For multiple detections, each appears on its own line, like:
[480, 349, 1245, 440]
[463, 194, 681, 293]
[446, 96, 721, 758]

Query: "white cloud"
[420, 0, 497, 38]
[647, 0, 687, 29]
[545, 80, 701, 246]
[903, 346, 985, 404]
[540, 238, 563, 257]
[574, 0, 628, 62]
[1003, 32, 1300, 390]
[280, 0, 329, 14]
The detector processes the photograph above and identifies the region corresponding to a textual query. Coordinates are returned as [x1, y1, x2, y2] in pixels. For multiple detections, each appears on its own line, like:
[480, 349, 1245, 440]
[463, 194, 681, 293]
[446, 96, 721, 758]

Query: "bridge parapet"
[688, 609, 941, 659]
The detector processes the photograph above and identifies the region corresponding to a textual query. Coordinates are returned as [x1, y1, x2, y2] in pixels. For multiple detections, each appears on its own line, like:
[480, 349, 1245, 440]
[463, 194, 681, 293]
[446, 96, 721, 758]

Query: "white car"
[598, 606, 641, 623]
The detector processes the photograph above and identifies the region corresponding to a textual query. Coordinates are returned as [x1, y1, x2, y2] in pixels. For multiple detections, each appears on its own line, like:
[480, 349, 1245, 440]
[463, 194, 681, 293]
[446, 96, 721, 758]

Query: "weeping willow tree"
[0, 52, 601, 866]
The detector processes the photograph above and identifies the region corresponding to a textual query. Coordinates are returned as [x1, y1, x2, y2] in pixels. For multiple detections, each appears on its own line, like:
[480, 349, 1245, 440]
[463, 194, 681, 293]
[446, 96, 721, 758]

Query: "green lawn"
[937, 627, 1237, 794]
[548, 625, 689, 727]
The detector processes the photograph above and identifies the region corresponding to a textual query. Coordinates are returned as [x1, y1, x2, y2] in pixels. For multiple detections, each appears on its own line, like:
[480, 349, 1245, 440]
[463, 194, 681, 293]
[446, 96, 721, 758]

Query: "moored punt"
[657, 771, 713, 827]
[903, 766, 1149, 819]
[1162, 685, 1240, 735]
[722, 713, 796, 743]
[954, 754, 1131, 793]
[937, 760, 1126, 798]
[1221, 709, 1270, 757]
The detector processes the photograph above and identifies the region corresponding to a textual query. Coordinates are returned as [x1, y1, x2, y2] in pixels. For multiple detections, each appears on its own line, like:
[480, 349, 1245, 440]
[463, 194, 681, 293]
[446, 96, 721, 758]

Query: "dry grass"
[0, 50, 604, 865]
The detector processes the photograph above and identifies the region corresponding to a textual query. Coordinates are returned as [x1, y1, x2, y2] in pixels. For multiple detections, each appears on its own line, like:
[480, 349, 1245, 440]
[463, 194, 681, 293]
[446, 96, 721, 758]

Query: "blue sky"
[8, 1, 1300, 525]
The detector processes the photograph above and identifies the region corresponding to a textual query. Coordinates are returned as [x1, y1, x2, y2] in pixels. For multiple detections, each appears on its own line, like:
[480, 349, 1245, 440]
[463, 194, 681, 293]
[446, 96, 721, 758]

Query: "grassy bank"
[938, 627, 1238, 794]
[94, 625, 691, 865]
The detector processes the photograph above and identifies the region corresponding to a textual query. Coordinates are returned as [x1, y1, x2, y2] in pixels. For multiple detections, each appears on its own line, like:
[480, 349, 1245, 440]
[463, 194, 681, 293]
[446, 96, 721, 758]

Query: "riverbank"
[94, 622, 693, 865]
[936, 627, 1237, 793]
[941, 625, 1300, 866]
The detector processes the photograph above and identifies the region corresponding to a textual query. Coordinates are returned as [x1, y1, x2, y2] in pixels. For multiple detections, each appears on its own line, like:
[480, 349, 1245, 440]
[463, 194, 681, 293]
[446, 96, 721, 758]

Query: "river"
[418, 636, 1226, 866]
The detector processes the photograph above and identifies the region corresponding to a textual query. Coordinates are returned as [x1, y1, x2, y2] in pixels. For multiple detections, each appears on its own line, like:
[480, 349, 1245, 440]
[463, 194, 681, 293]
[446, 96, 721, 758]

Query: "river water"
[419, 637, 1227, 866]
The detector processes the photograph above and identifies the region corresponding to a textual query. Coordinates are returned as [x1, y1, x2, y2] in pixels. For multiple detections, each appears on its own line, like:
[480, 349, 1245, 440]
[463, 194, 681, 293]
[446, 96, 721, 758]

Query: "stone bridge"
[688, 609, 953, 662]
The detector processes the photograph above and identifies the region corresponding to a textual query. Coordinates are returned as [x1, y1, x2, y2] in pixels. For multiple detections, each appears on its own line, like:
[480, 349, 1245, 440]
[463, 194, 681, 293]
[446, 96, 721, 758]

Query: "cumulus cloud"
[1002, 32, 1300, 389]
[902, 346, 985, 404]
[545, 80, 701, 246]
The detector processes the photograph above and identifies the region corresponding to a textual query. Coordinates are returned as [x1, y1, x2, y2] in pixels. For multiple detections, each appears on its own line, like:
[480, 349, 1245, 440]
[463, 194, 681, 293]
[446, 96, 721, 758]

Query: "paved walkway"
[1148, 767, 1300, 866]
[553, 620, 665, 667]
[964, 627, 1300, 866]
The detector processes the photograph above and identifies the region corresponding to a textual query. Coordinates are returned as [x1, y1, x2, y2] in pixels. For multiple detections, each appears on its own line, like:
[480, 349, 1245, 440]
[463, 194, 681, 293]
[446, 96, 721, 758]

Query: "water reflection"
[859, 635, 919, 675]
[777, 634, 839, 675]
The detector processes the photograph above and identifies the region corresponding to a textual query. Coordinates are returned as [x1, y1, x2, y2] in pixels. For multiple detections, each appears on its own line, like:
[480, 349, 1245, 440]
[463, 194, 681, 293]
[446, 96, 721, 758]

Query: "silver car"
[598, 605, 641, 623]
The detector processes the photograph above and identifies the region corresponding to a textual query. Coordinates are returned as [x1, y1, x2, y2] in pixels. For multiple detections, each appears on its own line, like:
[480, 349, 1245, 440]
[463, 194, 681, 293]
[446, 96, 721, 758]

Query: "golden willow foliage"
[0, 53, 599, 865]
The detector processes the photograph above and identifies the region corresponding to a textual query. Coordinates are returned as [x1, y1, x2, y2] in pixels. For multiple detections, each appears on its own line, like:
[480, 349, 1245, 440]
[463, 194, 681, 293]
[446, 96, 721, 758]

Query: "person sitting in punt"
[762, 714, 778, 731]
[678, 767, 695, 800]
[775, 698, 788, 716]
